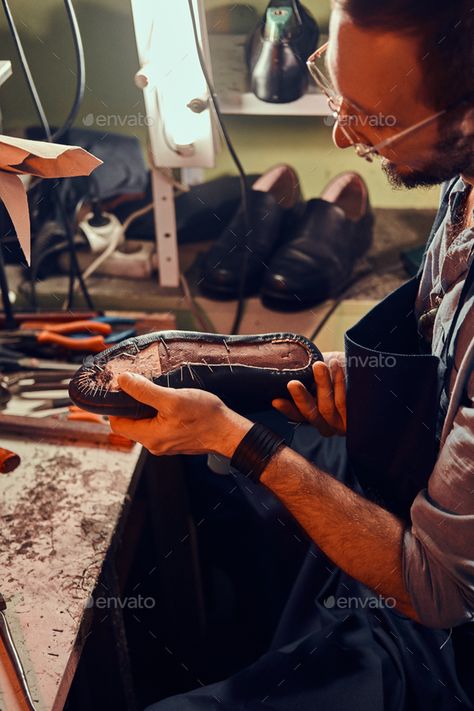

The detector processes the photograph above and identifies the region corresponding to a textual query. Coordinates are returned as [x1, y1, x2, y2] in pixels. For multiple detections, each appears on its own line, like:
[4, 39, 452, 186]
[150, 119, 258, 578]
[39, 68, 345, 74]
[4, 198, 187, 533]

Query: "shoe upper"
[262, 173, 374, 306]
[246, 1, 320, 103]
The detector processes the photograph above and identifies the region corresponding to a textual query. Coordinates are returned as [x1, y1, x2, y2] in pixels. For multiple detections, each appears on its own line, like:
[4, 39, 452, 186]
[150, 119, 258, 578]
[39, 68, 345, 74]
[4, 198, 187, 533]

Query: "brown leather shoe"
[69, 330, 322, 419]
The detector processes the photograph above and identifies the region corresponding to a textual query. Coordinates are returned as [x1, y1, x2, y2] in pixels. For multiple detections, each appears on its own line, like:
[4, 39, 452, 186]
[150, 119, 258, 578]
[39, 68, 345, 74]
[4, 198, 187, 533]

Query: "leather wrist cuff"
[230, 423, 286, 483]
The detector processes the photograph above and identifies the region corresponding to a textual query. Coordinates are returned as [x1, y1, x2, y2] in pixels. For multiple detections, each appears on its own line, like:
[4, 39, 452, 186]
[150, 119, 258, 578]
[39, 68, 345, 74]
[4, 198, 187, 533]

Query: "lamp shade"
[131, 0, 217, 169]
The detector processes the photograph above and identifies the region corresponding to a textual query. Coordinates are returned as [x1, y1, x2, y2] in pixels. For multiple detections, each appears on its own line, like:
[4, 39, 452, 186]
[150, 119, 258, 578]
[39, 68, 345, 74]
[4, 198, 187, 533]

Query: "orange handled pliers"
[0, 320, 113, 353]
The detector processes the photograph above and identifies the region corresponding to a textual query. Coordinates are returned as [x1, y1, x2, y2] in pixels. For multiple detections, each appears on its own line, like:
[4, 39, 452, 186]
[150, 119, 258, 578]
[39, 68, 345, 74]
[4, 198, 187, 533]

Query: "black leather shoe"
[69, 331, 323, 419]
[247, 0, 320, 103]
[261, 172, 374, 311]
[199, 165, 302, 300]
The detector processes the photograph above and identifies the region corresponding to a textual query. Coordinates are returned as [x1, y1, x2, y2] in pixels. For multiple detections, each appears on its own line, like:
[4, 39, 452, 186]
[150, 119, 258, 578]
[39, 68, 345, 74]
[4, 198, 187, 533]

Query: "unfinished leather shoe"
[199, 164, 302, 300]
[247, 1, 320, 103]
[261, 172, 374, 311]
[69, 331, 323, 419]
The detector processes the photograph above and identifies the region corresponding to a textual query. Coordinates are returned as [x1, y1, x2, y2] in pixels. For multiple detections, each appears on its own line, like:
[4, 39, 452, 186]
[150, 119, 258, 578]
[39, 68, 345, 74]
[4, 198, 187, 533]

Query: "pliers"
[1, 320, 113, 354]
[14, 318, 136, 349]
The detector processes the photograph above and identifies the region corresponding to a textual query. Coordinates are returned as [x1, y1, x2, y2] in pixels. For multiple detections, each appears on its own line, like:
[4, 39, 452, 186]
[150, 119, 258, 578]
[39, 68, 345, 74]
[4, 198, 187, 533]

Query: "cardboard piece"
[0, 134, 102, 264]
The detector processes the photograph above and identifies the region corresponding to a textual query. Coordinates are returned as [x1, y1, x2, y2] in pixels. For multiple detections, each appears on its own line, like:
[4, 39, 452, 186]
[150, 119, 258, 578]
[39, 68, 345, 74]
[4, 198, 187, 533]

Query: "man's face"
[326, 9, 473, 188]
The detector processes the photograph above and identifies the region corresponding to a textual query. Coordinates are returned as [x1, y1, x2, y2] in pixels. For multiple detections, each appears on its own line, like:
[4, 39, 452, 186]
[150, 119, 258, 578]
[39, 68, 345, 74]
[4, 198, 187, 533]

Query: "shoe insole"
[252, 165, 300, 208]
[321, 174, 365, 221]
[84, 338, 312, 393]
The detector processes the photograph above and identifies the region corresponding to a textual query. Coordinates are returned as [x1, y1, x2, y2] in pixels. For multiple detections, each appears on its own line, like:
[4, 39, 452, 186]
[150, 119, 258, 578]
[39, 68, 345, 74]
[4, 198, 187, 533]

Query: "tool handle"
[21, 320, 112, 335]
[36, 332, 107, 352]
[68, 405, 105, 424]
[0, 414, 134, 449]
[0, 447, 21, 473]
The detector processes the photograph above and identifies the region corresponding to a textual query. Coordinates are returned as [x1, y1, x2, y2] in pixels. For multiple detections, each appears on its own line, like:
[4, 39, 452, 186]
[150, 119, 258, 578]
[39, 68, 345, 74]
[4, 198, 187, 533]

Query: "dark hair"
[335, 0, 474, 112]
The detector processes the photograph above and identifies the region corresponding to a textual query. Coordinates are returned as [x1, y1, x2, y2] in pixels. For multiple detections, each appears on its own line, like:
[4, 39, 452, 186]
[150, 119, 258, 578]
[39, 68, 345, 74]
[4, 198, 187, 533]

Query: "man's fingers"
[332, 365, 347, 430]
[287, 380, 319, 423]
[117, 372, 169, 409]
[110, 414, 156, 441]
[312, 362, 336, 421]
[272, 398, 305, 422]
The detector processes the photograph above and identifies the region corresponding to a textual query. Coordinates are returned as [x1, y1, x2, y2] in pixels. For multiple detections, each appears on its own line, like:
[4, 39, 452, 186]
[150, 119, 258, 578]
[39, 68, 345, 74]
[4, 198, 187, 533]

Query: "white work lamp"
[131, 0, 218, 287]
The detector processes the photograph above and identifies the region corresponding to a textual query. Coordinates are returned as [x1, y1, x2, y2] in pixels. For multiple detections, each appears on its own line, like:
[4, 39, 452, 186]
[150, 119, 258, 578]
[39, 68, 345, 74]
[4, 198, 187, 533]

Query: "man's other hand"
[272, 352, 347, 437]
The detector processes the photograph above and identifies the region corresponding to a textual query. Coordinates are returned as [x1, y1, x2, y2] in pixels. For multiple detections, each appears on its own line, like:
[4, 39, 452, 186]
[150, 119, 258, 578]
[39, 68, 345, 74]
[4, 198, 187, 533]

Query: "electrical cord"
[2, 0, 85, 141]
[51, 0, 85, 142]
[73, 216, 122, 289]
[180, 272, 215, 333]
[187, 0, 251, 334]
[56, 185, 94, 309]
[1, 0, 51, 141]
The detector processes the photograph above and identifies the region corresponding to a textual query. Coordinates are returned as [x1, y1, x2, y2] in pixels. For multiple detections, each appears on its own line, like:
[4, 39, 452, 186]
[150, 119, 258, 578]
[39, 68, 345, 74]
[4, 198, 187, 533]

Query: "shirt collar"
[448, 176, 473, 222]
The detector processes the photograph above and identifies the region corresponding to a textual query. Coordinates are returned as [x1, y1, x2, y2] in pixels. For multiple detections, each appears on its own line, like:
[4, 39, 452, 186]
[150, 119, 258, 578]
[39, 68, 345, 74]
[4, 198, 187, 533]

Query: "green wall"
[0, 0, 439, 209]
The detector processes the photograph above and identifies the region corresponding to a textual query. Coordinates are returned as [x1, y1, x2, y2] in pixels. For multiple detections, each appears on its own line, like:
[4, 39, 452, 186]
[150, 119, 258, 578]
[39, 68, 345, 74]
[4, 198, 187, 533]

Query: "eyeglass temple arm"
[364, 110, 447, 154]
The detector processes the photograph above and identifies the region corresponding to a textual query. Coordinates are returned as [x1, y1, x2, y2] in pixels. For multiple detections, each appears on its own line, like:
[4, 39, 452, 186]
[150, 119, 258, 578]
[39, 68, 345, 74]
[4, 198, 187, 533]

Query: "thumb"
[117, 372, 170, 409]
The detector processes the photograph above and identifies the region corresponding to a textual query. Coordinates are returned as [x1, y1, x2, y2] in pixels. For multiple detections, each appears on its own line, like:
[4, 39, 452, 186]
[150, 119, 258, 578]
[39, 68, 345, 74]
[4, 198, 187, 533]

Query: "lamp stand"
[151, 165, 180, 288]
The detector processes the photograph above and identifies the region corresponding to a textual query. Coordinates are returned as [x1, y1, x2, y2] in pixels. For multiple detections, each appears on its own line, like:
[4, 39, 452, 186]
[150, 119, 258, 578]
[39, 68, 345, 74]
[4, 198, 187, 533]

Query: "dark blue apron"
[345, 255, 474, 520]
[150, 244, 474, 710]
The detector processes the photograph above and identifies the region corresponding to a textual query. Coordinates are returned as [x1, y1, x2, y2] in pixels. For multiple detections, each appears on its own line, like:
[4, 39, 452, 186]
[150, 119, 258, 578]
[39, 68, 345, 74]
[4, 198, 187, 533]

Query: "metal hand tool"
[0, 373, 72, 409]
[1, 320, 113, 353]
[0, 593, 37, 711]
[21, 317, 136, 346]
[0, 345, 78, 373]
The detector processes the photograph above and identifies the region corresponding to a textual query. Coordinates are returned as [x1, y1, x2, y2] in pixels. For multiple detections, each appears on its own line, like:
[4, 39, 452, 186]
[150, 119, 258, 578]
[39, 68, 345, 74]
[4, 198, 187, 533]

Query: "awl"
[0, 593, 37, 710]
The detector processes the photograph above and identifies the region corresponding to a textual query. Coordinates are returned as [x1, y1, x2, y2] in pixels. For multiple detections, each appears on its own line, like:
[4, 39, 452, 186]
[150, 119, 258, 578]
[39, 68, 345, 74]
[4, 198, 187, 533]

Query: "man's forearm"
[258, 445, 420, 621]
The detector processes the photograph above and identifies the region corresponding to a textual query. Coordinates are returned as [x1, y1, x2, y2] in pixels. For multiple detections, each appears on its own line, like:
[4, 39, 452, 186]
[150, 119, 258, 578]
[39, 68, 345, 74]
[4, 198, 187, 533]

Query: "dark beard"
[381, 129, 474, 189]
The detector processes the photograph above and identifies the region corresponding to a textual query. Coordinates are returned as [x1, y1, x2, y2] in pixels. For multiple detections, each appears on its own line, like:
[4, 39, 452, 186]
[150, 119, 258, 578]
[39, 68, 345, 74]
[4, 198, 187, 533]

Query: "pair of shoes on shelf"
[69, 331, 323, 418]
[199, 164, 303, 300]
[199, 167, 374, 311]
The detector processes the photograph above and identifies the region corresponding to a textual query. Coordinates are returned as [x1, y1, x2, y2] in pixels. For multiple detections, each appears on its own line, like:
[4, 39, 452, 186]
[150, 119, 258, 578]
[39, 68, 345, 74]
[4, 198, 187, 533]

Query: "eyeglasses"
[307, 42, 447, 162]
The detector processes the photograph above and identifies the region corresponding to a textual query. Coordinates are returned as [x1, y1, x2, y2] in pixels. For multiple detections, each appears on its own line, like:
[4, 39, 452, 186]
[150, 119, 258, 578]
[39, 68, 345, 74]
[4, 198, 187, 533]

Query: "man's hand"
[109, 373, 252, 458]
[272, 352, 347, 437]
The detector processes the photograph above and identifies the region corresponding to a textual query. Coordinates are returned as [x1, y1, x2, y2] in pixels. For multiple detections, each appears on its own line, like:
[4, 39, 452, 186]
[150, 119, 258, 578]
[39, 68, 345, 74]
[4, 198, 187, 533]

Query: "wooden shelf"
[209, 34, 331, 117]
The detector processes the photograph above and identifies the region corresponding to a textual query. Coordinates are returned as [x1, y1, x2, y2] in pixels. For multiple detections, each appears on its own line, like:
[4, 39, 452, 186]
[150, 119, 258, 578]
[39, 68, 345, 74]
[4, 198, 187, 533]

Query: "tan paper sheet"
[0, 134, 102, 264]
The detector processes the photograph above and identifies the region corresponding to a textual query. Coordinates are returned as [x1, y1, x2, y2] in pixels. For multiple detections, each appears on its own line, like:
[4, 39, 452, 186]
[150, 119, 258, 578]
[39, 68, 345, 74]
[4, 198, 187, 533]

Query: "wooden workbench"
[0, 434, 143, 711]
